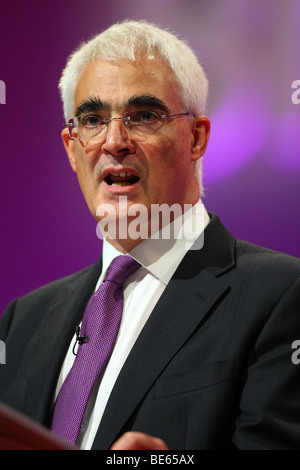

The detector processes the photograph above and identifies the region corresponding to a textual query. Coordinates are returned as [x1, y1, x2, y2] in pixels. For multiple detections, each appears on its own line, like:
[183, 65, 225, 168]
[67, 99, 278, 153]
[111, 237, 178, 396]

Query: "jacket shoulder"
[0, 260, 101, 339]
[235, 238, 300, 278]
[16, 261, 101, 305]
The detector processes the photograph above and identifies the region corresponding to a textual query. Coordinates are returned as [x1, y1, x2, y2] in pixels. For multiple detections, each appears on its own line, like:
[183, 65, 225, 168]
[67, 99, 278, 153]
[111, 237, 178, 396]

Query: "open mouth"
[104, 171, 140, 187]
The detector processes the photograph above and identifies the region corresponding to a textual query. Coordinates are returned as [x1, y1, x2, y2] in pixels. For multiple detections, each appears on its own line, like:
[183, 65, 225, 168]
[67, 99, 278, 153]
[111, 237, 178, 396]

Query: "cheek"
[141, 135, 175, 172]
[74, 141, 96, 166]
[73, 144, 99, 180]
[142, 139, 189, 199]
[72, 152, 98, 202]
[153, 137, 191, 178]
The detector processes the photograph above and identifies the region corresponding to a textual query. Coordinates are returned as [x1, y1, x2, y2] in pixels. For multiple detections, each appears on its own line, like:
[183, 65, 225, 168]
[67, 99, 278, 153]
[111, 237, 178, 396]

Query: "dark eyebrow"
[75, 96, 108, 117]
[75, 94, 169, 117]
[126, 95, 168, 112]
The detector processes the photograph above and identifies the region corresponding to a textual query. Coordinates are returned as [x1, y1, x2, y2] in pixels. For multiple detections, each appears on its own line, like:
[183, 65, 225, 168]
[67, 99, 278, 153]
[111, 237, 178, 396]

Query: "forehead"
[74, 58, 183, 113]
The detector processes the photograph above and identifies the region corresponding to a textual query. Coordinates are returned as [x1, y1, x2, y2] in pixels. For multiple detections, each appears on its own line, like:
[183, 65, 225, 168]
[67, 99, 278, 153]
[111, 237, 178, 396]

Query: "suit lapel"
[92, 213, 236, 449]
[23, 259, 103, 424]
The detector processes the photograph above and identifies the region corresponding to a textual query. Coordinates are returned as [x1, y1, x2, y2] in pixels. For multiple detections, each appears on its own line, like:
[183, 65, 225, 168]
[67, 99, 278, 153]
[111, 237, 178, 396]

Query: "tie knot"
[104, 255, 140, 285]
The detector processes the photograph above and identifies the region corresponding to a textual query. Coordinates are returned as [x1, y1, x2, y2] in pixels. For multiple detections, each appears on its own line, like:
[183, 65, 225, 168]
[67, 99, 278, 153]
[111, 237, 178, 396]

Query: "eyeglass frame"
[63, 110, 191, 141]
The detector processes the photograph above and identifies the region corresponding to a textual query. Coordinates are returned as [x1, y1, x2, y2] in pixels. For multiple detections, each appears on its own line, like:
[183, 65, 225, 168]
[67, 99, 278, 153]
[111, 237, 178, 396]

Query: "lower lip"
[103, 180, 141, 194]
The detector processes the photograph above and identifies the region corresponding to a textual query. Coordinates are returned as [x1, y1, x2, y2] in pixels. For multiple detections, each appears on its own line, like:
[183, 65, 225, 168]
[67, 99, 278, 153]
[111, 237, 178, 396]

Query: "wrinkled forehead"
[74, 57, 185, 116]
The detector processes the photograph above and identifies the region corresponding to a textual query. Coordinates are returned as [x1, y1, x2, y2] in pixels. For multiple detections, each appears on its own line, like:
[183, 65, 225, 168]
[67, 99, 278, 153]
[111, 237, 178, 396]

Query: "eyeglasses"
[64, 109, 190, 146]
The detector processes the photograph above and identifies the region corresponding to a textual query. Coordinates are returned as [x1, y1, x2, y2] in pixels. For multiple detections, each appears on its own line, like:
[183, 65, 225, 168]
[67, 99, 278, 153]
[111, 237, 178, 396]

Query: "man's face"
[62, 58, 210, 247]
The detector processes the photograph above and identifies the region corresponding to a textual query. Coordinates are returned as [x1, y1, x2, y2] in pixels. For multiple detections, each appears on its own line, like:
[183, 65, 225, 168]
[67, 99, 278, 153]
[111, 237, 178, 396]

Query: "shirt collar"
[100, 201, 210, 286]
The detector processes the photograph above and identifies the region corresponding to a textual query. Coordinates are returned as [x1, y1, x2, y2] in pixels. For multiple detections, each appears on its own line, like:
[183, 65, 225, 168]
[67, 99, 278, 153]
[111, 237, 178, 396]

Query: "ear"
[61, 128, 77, 173]
[190, 115, 210, 162]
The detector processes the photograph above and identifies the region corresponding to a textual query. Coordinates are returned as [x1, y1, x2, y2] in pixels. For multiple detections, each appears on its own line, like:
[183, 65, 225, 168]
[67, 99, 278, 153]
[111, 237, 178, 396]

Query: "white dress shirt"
[54, 202, 210, 449]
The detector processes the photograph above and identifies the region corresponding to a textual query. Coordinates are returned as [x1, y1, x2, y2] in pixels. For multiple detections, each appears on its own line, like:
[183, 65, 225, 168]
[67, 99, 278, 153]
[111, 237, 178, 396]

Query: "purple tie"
[51, 255, 140, 445]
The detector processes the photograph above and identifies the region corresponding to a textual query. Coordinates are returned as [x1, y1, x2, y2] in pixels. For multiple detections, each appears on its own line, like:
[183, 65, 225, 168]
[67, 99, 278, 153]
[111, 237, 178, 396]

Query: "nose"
[102, 118, 136, 156]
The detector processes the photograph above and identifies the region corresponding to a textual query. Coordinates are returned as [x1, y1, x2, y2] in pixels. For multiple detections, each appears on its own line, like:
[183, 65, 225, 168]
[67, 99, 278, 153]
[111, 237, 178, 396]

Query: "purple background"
[1, 0, 299, 315]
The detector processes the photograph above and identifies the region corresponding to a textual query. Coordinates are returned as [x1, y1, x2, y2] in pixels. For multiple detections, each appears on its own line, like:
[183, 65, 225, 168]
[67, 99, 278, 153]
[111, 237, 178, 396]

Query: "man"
[1, 20, 300, 450]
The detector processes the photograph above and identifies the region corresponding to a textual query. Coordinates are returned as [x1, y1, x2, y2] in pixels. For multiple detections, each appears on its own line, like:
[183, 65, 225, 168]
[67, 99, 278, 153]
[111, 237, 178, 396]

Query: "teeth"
[112, 182, 131, 187]
[110, 171, 134, 177]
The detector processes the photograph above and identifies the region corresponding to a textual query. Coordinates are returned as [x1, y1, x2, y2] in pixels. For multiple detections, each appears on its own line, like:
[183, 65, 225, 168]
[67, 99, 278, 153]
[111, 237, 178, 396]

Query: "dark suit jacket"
[1, 213, 300, 449]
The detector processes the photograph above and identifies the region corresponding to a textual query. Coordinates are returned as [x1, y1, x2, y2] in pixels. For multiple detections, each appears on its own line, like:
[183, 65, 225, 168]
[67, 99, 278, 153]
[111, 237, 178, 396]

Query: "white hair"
[59, 20, 209, 121]
[59, 20, 209, 193]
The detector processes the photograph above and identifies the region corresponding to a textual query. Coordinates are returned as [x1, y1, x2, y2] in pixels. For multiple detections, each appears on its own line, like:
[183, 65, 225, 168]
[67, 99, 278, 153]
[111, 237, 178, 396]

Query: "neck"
[104, 236, 143, 254]
[101, 197, 203, 254]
